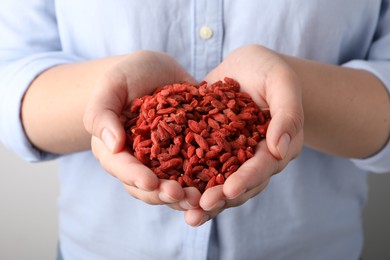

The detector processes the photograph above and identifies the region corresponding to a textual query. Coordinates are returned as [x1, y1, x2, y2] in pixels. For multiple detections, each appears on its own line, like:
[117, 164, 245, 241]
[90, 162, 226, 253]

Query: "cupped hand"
[84, 51, 200, 207]
[184, 45, 304, 226]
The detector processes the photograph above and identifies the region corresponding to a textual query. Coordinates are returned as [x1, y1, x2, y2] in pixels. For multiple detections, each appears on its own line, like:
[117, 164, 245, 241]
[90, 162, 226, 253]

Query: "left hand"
[184, 45, 304, 226]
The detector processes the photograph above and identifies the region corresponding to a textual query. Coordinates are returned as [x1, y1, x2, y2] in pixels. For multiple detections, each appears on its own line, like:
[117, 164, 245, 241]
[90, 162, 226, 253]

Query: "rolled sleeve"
[342, 1, 390, 173]
[343, 60, 390, 94]
[350, 138, 390, 174]
[343, 61, 390, 174]
[0, 0, 85, 162]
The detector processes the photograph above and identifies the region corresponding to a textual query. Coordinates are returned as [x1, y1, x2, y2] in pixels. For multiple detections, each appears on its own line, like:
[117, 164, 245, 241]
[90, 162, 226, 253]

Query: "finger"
[92, 136, 159, 191]
[84, 71, 129, 153]
[224, 131, 303, 200]
[185, 182, 270, 226]
[125, 179, 184, 205]
[199, 185, 225, 211]
[184, 205, 226, 227]
[158, 179, 185, 203]
[167, 187, 202, 211]
[263, 68, 304, 160]
[224, 179, 269, 206]
[222, 140, 276, 199]
[184, 182, 270, 227]
[200, 169, 271, 211]
[125, 185, 162, 205]
[179, 187, 201, 209]
[184, 208, 210, 227]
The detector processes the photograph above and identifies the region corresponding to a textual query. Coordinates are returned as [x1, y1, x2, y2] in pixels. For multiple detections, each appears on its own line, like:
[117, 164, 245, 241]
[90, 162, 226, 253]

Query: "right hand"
[84, 51, 201, 209]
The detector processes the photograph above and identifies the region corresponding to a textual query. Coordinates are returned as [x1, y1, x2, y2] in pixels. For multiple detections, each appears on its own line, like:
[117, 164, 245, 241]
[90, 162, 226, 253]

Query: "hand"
[184, 45, 304, 226]
[84, 51, 200, 208]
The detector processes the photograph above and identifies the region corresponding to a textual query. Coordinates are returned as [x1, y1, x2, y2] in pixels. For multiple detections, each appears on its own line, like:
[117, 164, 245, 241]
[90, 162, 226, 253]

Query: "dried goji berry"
[125, 78, 271, 193]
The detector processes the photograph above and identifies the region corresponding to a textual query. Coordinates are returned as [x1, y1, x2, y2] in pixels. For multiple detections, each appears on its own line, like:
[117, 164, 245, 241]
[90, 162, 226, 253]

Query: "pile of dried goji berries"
[125, 77, 270, 193]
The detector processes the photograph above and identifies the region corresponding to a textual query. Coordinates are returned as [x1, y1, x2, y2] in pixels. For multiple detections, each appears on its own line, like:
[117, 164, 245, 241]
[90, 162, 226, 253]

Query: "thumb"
[89, 112, 126, 154]
[84, 74, 128, 153]
[266, 109, 303, 160]
[264, 73, 304, 160]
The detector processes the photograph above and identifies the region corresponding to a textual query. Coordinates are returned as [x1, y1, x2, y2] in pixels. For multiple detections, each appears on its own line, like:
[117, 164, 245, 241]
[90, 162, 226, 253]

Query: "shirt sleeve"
[0, 0, 85, 162]
[342, 0, 390, 174]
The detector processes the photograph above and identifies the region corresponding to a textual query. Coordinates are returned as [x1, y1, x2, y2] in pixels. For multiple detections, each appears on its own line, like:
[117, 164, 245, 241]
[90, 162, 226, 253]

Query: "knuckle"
[83, 106, 99, 135]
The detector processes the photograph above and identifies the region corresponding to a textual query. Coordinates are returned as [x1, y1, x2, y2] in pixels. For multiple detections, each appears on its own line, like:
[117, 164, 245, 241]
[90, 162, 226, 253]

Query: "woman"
[0, 1, 389, 259]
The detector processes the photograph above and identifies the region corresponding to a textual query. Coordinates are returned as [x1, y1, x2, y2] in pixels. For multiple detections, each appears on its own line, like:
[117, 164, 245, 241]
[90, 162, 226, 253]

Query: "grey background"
[0, 143, 389, 260]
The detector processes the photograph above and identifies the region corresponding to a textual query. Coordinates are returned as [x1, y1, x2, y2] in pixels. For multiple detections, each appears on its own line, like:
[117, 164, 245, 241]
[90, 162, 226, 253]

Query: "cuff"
[342, 59, 390, 94]
[350, 138, 390, 174]
[343, 60, 390, 173]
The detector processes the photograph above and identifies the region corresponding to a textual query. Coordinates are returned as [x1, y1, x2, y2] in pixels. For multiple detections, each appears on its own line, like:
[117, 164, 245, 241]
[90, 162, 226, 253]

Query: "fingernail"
[135, 181, 147, 191]
[159, 192, 177, 203]
[197, 214, 210, 226]
[227, 188, 246, 200]
[179, 200, 195, 210]
[101, 128, 116, 152]
[277, 133, 290, 159]
[205, 200, 226, 211]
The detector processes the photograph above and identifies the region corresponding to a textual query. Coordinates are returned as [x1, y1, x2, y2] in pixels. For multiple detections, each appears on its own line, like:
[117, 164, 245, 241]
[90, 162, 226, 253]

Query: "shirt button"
[199, 26, 213, 40]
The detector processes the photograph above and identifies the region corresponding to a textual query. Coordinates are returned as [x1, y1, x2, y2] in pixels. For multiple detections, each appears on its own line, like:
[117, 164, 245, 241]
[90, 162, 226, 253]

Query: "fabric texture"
[0, 0, 389, 259]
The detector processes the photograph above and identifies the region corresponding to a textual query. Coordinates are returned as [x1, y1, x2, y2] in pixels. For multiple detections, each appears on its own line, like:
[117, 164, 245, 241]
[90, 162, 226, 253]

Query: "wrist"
[281, 55, 390, 158]
[21, 55, 127, 154]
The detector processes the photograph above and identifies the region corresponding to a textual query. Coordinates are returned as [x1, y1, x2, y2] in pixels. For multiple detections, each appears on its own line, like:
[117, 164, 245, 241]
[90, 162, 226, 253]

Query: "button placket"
[193, 0, 223, 82]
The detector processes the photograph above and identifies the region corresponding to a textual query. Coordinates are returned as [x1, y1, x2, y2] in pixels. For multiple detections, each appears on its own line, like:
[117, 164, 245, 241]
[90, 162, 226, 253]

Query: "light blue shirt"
[1, 1, 389, 259]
